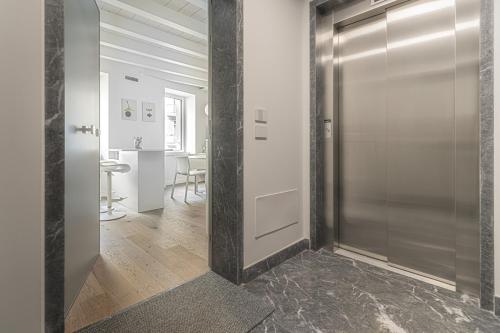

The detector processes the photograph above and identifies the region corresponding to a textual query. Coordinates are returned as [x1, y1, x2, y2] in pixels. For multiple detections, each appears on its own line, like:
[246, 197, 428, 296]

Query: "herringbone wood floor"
[65, 184, 209, 332]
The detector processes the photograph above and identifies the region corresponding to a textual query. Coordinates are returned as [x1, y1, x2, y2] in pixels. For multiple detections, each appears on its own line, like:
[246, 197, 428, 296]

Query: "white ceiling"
[151, 0, 208, 22]
[97, 0, 208, 89]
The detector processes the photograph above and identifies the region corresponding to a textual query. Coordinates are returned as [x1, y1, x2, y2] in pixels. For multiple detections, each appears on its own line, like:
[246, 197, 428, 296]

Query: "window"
[164, 94, 185, 152]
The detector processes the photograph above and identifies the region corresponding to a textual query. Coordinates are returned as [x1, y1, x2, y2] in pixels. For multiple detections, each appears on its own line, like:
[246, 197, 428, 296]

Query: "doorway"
[330, 0, 480, 294]
[44, 0, 244, 331]
[62, 0, 210, 331]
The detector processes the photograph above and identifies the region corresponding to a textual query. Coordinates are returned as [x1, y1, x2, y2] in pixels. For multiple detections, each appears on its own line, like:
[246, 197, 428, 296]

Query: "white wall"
[100, 72, 110, 157]
[243, 0, 310, 267]
[194, 90, 208, 153]
[101, 60, 208, 152]
[301, 0, 311, 240]
[494, 0, 500, 299]
[102, 60, 166, 150]
[0, 0, 44, 331]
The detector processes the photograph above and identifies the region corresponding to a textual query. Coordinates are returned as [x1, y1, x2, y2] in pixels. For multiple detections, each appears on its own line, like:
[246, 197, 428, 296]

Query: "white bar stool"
[99, 160, 118, 213]
[100, 161, 131, 221]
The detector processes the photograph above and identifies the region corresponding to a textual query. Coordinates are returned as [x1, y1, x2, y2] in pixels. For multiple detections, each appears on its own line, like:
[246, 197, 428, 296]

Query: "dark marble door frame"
[208, 0, 245, 285]
[44, 0, 65, 331]
[479, 0, 495, 312]
[44, 0, 245, 331]
[309, 0, 495, 312]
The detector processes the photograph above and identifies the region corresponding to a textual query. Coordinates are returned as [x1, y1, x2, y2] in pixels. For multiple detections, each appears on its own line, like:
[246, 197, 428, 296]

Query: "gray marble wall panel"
[480, 0, 495, 312]
[309, 1, 323, 250]
[209, 0, 245, 284]
[44, 0, 65, 332]
[242, 239, 310, 283]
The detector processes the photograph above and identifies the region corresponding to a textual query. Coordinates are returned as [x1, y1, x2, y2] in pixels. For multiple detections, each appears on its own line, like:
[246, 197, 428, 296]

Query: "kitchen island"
[110, 149, 165, 212]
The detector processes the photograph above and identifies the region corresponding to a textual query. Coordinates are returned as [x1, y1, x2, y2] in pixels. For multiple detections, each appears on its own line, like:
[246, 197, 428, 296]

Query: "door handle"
[75, 125, 95, 135]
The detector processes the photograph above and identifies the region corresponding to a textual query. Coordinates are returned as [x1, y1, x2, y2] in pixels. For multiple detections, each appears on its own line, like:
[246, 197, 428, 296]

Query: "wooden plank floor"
[65, 184, 209, 333]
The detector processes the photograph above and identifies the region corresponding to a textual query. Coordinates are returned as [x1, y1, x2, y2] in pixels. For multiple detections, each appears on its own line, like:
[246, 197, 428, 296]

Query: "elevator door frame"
[326, 0, 480, 296]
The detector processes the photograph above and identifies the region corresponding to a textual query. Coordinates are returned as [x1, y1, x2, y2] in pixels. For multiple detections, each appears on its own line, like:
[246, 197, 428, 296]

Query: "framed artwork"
[142, 102, 156, 122]
[121, 99, 137, 121]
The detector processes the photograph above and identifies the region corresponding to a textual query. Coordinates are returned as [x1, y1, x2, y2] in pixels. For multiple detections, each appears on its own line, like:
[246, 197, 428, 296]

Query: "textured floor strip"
[77, 271, 274, 333]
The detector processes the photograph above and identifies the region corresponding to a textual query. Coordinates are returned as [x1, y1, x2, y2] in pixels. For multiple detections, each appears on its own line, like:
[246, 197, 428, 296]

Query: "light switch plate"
[324, 119, 332, 139]
[255, 124, 268, 140]
[255, 108, 267, 123]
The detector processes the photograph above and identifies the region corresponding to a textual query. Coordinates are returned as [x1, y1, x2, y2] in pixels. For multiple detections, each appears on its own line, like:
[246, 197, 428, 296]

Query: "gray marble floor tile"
[250, 314, 291, 333]
[245, 250, 500, 333]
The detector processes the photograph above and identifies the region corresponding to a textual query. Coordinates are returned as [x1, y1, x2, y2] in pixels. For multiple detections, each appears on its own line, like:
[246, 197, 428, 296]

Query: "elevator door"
[338, 0, 457, 283]
[385, 0, 456, 282]
[338, 15, 388, 258]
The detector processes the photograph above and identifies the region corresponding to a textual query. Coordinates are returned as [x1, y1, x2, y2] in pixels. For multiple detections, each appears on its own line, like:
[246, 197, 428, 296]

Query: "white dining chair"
[171, 156, 206, 203]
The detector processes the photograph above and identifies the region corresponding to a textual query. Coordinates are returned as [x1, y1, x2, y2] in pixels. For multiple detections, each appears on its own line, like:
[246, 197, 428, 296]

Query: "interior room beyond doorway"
[64, 0, 210, 331]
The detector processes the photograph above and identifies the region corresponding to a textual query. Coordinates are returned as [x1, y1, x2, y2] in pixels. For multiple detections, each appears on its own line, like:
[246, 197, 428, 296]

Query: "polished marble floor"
[245, 249, 500, 333]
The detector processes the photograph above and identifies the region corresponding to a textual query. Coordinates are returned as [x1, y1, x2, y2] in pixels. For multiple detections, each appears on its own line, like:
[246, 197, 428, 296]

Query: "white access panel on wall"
[255, 189, 299, 239]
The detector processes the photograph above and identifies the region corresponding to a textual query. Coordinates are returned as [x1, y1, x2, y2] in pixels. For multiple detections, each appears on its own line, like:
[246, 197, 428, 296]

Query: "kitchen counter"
[111, 149, 165, 212]
[110, 148, 169, 152]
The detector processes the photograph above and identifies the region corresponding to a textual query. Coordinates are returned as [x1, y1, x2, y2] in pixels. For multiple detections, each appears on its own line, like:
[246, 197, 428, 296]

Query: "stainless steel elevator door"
[338, 15, 388, 258]
[385, 0, 456, 282]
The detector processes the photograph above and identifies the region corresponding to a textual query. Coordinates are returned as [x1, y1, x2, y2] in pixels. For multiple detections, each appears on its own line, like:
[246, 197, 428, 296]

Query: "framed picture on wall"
[142, 102, 156, 122]
[121, 99, 137, 121]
